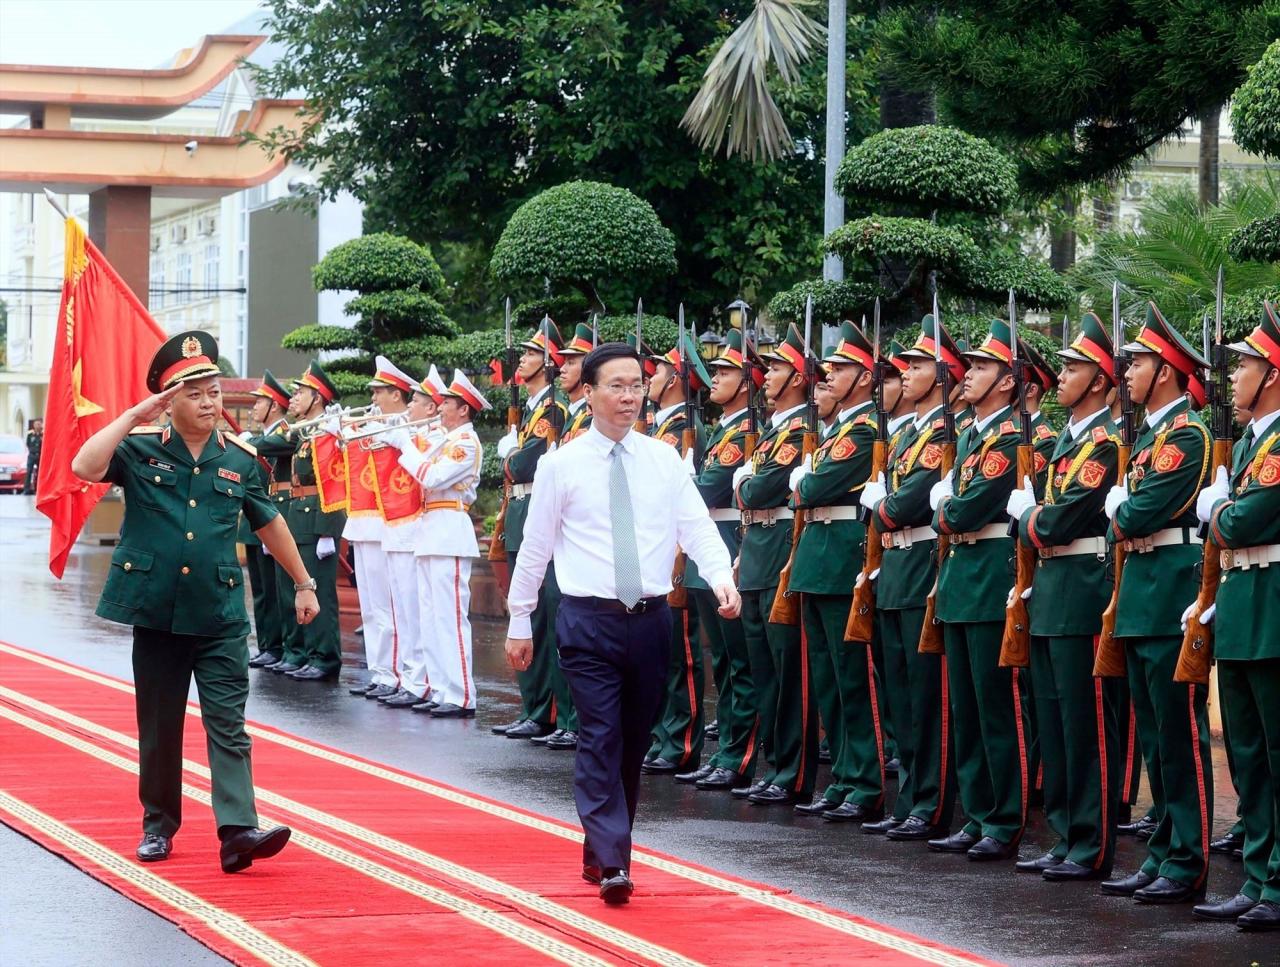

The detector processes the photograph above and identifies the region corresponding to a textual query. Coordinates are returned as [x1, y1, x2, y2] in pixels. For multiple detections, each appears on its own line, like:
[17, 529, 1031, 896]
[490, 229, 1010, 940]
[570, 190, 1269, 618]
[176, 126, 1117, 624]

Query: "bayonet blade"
[635, 298, 643, 354]
[803, 295, 813, 361]
[504, 296, 512, 349]
[1215, 265, 1225, 344]
[932, 290, 942, 363]
[1111, 280, 1121, 352]
[591, 311, 598, 348]
[1062, 314, 1069, 351]
[541, 314, 551, 368]
[1202, 312, 1211, 364]
[1008, 288, 1019, 364]
[678, 303, 686, 360]
[872, 297, 881, 363]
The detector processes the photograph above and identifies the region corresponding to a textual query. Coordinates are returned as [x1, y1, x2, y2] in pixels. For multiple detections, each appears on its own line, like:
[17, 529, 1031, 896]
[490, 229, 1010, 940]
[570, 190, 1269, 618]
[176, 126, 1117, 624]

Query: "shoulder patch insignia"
[789, 416, 806, 430]
[1033, 452, 1047, 474]
[1153, 444, 1185, 473]
[128, 425, 163, 435]
[981, 451, 1011, 479]
[719, 442, 743, 466]
[1092, 426, 1109, 444]
[855, 413, 873, 425]
[999, 420, 1016, 435]
[533, 417, 552, 439]
[448, 445, 468, 461]
[1172, 412, 1188, 429]
[958, 415, 974, 431]
[832, 437, 857, 461]
[226, 434, 258, 456]
[1259, 453, 1280, 487]
[659, 432, 679, 447]
[1035, 423, 1054, 440]
[920, 443, 943, 470]
[1078, 459, 1107, 489]
[774, 443, 800, 466]
[738, 418, 752, 432]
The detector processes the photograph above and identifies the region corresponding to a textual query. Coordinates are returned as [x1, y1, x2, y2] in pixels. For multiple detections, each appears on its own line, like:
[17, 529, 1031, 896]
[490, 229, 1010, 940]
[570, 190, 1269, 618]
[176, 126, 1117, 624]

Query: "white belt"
[804, 506, 862, 524]
[949, 522, 1010, 545]
[1221, 544, 1280, 570]
[708, 507, 740, 522]
[1038, 536, 1108, 560]
[741, 507, 795, 527]
[510, 482, 534, 499]
[1122, 526, 1203, 554]
[882, 525, 937, 550]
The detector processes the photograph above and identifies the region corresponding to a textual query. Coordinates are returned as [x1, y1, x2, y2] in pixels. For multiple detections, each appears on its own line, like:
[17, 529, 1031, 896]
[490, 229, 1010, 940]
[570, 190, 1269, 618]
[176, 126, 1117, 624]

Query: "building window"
[203, 243, 219, 292]
[176, 253, 192, 303]
[151, 255, 165, 309]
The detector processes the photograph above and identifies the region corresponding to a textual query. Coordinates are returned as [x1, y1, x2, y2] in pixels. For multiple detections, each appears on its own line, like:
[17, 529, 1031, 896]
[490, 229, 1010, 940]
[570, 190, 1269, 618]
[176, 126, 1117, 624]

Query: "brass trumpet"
[341, 414, 438, 444]
[284, 404, 379, 435]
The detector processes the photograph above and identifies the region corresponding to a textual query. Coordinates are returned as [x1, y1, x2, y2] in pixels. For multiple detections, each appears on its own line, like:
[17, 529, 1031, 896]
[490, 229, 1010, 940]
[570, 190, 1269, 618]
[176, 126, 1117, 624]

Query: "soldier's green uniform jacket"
[790, 402, 876, 595]
[235, 434, 273, 548]
[873, 404, 947, 610]
[737, 405, 807, 590]
[561, 398, 592, 443]
[503, 386, 568, 555]
[97, 425, 277, 634]
[693, 407, 752, 558]
[1018, 409, 1120, 636]
[653, 403, 707, 589]
[1209, 420, 1280, 659]
[934, 406, 1020, 622]
[249, 420, 300, 526]
[1110, 399, 1210, 637]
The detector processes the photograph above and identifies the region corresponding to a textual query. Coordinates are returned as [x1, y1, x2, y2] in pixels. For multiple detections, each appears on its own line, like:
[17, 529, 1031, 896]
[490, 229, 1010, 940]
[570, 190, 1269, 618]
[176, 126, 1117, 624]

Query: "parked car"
[0, 435, 28, 494]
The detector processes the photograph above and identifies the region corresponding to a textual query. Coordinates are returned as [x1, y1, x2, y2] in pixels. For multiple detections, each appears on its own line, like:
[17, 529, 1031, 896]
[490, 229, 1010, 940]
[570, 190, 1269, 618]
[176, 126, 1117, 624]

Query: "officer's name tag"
[217, 468, 242, 483]
[148, 458, 174, 472]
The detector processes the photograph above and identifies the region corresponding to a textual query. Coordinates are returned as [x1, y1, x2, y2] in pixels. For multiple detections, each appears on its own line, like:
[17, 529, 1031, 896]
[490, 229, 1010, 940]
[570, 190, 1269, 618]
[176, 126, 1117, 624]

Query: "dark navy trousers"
[556, 596, 671, 871]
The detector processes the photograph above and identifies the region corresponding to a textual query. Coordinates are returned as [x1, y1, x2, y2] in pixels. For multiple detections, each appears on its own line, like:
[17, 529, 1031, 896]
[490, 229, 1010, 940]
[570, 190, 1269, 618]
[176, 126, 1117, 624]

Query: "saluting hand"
[128, 385, 182, 426]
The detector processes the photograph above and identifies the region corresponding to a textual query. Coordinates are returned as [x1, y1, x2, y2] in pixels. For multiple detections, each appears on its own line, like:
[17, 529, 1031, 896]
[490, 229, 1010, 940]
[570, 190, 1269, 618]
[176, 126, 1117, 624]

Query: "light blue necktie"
[609, 442, 643, 608]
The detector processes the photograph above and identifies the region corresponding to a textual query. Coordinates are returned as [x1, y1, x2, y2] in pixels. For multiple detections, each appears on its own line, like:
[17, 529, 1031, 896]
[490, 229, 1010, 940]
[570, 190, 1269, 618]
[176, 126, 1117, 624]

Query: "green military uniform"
[254, 424, 305, 667]
[241, 372, 292, 668]
[1016, 312, 1123, 877]
[1207, 304, 1280, 921]
[97, 331, 278, 839]
[1107, 305, 1214, 895]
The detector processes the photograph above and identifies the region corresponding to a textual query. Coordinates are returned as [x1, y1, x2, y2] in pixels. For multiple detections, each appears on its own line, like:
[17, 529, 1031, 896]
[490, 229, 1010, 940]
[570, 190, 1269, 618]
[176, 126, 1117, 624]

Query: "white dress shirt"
[1066, 405, 1111, 440]
[1143, 396, 1183, 430]
[506, 423, 734, 639]
[1246, 407, 1280, 441]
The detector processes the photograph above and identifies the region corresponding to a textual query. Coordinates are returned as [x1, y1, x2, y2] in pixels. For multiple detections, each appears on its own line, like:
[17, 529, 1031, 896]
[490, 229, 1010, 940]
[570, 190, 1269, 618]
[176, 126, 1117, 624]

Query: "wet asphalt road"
[0, 495, 1274, 967]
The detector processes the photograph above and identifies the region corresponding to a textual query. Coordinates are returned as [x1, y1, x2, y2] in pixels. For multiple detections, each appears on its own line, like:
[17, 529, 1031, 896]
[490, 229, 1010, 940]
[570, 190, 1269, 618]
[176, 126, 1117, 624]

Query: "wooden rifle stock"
[998, 443, 1036, 668]
[1092, 441, 1131, 678]
[917, 442, 955, 655]
[845, 438, 887, 642]
[668, 425, 697, 608]
[768, 430, 818, 625]
[487, 403, 522, 564]
[1175, 436, 1232, 684]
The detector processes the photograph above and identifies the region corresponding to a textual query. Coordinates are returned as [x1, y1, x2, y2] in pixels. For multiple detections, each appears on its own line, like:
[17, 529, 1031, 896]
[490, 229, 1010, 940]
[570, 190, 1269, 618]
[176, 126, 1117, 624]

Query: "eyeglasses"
[596, 382, 645, 397]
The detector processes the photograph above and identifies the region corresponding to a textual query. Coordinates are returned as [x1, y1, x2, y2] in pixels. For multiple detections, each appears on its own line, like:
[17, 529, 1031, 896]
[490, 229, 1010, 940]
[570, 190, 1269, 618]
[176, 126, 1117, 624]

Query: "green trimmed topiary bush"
[825, 217, 977, 271]
[1228, 212, 1280, 264]
[312, 233, 446, 293]
[1231, 39, 1280, 159]
[768, 278, 884, 326]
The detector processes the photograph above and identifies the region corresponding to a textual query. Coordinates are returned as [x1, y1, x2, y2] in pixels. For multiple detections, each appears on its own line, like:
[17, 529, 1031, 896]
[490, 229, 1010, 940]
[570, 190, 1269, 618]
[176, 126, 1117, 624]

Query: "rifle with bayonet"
[1176, 268, 1231, 685]
[542, 314, 562, 450]
[999, 288, 1034, 668]
[1094, 282, 1134, 677]
[770, 297, 819, 625]
[634, 299, 650, 434]
[919, 293, 956, 656]
[488, 296, 519, 563]
[670, 304, 696, 608]
[846, 299, 887, 642]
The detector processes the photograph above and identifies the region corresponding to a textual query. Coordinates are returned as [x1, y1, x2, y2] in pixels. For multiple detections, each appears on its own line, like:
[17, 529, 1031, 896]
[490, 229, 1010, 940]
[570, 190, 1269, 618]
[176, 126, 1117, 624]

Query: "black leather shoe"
[365, 684, 397, 699]
[927, 829, 979, 853]
[884, 756, 900, 776]
[290, 666, 337, 681]
[695, 768, 745, 791]
[704, 720, 720, 741]
[1210, 829, 1244, 854]
[285, 664, 313, 677]
[269, 662, 301, 675]
[582, 864, 602, 885]
[1193, 893, 1256, 922]
[824, 802, 883, 824]
[967, 836, 1017, 861]
[383, 689, 425, 708]
[1015, 852, 1060, 873]
[492, 719, 526, 734]
[599, 869, 634, 905]
[136, 833, 171, 862]
[430, 703, 476, 718]
[747, 783, 795, 805]
[675, 763, 716, 784]
[249, 652, 280, 668]
[641, 756, 680, 774]
[1101, 870, 1156, 896]
[219, 826, 291, 873]
[886, 816, 947, 841]
[732, 779, 770, 800]
[1134, 876, 1203, 905]
[411, 700, 440, 713]
[793, 797, 840, 816]
[530, 729, 563, 746]
[545, 730, 578, 750]
[505, 720, 553, 739]
[862, 816, 901, 835]
[1118, 814, 1158, 840]
[1235, 899, 1280, 931]
[1042, 860, 1110, 882]
[348, 682, 375, 696]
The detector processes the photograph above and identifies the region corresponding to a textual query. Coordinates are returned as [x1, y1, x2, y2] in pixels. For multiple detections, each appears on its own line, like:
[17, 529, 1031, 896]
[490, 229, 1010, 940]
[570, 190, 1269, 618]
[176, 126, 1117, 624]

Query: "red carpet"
[0, 641, 997, 967]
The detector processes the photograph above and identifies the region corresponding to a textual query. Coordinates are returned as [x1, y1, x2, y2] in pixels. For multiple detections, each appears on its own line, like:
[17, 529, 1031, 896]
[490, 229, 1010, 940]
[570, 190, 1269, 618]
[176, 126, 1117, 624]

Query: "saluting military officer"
[733, 325, 820, 806]
[788, 322, 886, 825]
[241, 370, 290, 669]
[1007, 313, 1122, 883]
[72, 331, 312, 872]
[1190, 302, 1280, 931]
[858, 316, 962, 842]
[1099, 304, 1213, 904]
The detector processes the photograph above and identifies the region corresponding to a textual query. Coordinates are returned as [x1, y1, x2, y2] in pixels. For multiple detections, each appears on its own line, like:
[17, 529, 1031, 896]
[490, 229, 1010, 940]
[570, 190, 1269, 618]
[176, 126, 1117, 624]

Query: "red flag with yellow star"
[37, 217, 166, 577]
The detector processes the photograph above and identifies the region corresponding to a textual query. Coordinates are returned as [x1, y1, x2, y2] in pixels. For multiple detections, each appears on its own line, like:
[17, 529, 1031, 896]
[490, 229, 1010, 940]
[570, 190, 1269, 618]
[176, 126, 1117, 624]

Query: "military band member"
[789, 322, 885, 824]
[680, 329, 761, 791]
[242, 370, 290, 669]
[858, 316, 961, 841]
[1191, 303, 1280, 931]
[1008, 313, 1122, 882]
[733, 325, 820, 806]
[72, 331, 308, 872]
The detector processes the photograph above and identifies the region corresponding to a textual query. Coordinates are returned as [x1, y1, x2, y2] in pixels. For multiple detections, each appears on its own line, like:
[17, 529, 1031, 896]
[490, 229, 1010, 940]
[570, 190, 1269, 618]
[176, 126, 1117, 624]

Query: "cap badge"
[181, 336, 202, 358]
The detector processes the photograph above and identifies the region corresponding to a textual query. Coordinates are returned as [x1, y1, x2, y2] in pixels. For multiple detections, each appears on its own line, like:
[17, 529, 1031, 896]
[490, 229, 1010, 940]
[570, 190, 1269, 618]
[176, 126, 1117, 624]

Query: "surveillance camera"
[185, 140, 198, 155]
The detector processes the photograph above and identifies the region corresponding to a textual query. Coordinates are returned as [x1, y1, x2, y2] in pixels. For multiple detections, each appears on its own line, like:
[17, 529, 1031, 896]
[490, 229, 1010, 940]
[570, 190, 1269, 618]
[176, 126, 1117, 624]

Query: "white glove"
[323, 416, 341, 437]
[384, 427, 414, 452]
[929, 470, 954, 511]
[854, 566, 881, 590]
[683, 448, 697, 476]
[1006, 586, 1016, 609]
[1006, 475, 1036, 521]
[1104, 483, 1127, 520]
[732, 463, 754, 491]
[788, 454, 813, 491]
[1180, 601, 1215, 632]
[1196, 466, 1229, 524]
[496, 426, 518, 459]
[316, 536, 336, 560]
[239, 429, 254, 441]
[260, 542, 272, 558]
[859, 471, 887, 511]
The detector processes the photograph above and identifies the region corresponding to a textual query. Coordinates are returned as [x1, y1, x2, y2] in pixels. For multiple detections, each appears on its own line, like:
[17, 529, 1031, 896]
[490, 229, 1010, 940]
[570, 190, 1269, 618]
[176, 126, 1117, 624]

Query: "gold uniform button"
[304, 506, 311, 513]
[193, 467, 201, 475]
[948, 549, 955, 558]
[153, 475, 161, 483]
[123, 562, 132, 572]
[186, 532, 194, 540]
[189, 499, 197, 508]
[181, 566, 190, 575]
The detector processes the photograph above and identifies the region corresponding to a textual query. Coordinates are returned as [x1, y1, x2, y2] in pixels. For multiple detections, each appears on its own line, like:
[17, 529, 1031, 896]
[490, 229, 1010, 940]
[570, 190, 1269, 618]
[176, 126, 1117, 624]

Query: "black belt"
[562, 595, 666, 615]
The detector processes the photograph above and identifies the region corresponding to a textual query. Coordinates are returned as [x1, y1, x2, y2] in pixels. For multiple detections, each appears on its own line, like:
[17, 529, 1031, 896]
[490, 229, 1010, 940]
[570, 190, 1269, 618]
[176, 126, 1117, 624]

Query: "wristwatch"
[294, 578, 318, 592]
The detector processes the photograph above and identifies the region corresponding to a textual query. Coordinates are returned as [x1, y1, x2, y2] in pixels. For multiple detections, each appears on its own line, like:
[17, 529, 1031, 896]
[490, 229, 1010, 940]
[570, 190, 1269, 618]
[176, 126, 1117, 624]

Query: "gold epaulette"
[129, 425, 163, 435]
[226, 434, 259, 457]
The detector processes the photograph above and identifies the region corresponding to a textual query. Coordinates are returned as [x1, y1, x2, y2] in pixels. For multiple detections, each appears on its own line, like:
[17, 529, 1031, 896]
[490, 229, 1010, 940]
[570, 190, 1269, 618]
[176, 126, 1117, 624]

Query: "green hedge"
[824, 216, 977, 270]
[1227, 213, 1280, 264]
[767, 278, 884, 326]
[312, 233, 447, 294]
[1231, 39, 1280, 159]
[957, 247, 1075, 308]
[1224, 284, 1280, 340]
[280, 325, 363, 352]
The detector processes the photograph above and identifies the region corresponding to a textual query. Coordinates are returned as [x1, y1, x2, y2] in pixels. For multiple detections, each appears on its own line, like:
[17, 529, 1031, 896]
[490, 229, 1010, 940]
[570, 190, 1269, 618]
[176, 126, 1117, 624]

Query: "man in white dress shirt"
[506, 343, 741, 905]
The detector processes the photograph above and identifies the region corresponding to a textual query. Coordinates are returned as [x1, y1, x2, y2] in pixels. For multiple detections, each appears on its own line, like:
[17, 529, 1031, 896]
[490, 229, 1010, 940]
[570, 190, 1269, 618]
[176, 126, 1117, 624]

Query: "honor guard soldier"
[72, 331, 313, 872]
[1007, 312, 1122, 883]
[1099, 304, 1213, 904]
[733, 324, 820, 806]
[1191, 303, 1280, 931]
[680, 329, 762, 791]
[858, 316, 962, 842]
[927, 319, 1029, 860]
[492, 320, 571, 740]
[242, 370, 290, 669]
[789, 322, 886, 824]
